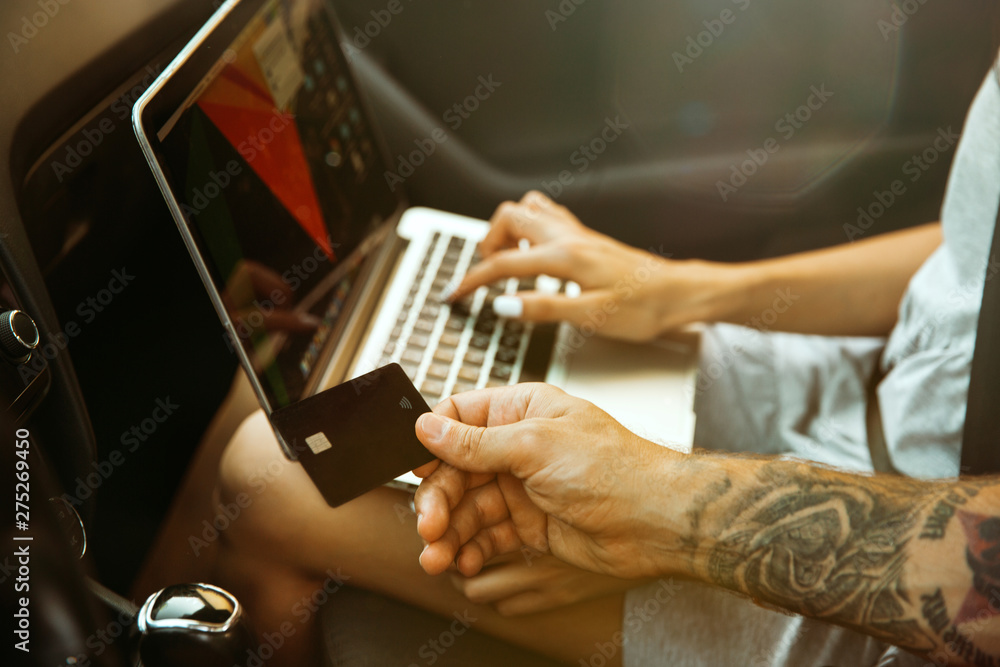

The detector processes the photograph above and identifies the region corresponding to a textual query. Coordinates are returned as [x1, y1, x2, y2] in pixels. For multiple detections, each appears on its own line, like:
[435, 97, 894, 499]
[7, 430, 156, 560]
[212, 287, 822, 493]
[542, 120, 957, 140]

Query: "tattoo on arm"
[920, 489, 981, 540]
[706, 471, 933, 648]
[701, 466, 1000, 657]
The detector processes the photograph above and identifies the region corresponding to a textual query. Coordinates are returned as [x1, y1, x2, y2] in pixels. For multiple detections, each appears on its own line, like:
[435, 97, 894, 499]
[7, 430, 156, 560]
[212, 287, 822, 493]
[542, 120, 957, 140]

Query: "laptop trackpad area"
[547, 329, 699, 452]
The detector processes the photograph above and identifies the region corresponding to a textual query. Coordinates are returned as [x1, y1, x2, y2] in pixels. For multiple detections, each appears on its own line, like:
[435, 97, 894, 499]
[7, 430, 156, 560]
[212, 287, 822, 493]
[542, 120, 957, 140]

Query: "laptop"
[133, 0, 698, 488]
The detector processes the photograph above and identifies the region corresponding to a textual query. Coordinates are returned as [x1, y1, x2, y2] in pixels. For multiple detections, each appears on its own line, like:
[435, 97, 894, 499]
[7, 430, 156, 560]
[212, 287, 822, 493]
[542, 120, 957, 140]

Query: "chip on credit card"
[268, 363, 435, 507]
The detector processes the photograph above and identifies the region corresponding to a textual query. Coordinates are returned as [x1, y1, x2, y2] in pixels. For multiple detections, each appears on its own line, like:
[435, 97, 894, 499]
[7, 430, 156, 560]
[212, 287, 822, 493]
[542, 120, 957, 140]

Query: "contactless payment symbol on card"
[305, 432, 332, 454]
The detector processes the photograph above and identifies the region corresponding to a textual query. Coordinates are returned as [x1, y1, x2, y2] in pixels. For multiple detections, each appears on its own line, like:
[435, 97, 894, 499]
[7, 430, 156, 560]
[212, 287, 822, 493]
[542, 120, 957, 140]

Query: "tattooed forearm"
[922, 588, 949, 634]
[705, 469, 935, 648]
[669, 448, 1000, 665]
[924, 499, 963, 540]
[921, 488, 984, 540]
[690, 460, 1000, 662]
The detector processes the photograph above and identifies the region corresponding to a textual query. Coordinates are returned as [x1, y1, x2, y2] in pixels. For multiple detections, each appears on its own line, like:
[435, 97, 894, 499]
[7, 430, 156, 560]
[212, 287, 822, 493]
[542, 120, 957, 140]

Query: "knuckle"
[555, 237, 587, 262]
[472, 493, 490, 526]
[566, 236, 595, 256]
[433, 465, 464, 508]
[459, 425, 487, 459]
[515, 423, 546, 452]
[474, 534, 495, 566]
[496, 201, 518, 219]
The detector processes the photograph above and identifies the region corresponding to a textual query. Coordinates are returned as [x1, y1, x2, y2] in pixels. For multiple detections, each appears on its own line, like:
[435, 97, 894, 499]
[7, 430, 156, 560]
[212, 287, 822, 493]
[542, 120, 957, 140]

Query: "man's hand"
[413, 384, 1000, 664]
[445, 191, 739, 341]
[412, 383, 685, 579]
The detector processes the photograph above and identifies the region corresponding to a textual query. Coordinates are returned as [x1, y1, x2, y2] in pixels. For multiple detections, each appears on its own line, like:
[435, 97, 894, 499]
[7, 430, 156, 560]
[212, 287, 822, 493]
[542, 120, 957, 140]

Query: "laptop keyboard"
[378, 233, 536, 405]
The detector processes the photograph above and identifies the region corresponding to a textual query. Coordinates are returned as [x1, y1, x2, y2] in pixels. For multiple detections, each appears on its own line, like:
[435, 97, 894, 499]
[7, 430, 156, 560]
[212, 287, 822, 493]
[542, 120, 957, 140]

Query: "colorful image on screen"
[158, 0, 397, 408]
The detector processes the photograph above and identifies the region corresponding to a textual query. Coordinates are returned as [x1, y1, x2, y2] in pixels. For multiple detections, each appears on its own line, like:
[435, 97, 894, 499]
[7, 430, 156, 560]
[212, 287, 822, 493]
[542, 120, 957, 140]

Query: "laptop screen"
[154, 0, 398, 409]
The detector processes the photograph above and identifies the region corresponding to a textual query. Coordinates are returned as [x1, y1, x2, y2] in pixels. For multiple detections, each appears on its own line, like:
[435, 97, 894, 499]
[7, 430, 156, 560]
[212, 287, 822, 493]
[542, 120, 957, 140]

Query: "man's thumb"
[416, 413, 511, 473]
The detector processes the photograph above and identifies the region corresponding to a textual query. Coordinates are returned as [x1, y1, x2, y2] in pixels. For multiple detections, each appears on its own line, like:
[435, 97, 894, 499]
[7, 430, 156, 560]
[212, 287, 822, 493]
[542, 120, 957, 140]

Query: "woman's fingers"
[491, 290, 612, 325]
[479, 191, 564, 256]
[230, 308, 321, 333]
[446, 245, 570, 302]
[448, 555, 546, 604]
[493, 591, 553, 617]
[243, 259, 294, 303]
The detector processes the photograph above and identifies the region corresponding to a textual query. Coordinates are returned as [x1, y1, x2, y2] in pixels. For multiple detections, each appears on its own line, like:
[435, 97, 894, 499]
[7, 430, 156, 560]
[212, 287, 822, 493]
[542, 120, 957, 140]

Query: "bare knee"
[218, 410, 282, 505]
[216, 410, 322, 556]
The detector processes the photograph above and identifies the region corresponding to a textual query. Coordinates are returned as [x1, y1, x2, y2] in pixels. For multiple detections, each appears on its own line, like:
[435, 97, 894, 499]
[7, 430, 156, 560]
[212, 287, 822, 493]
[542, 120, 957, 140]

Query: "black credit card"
[268, 363, 434, 507]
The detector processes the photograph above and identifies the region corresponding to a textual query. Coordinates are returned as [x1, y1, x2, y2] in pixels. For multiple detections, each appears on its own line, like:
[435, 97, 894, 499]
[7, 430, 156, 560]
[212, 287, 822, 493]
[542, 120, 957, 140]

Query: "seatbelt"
[959, 204, 1000, 475]
[865, 358, 896, 475]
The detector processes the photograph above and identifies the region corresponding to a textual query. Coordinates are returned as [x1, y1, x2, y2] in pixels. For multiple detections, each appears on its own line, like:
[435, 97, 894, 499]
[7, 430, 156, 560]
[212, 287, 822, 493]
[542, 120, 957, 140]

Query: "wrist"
[626, 442, 708, 578]
[648, 259, 765, 333]
[634, 448, 765, 582]
[711, 261, 769, 326]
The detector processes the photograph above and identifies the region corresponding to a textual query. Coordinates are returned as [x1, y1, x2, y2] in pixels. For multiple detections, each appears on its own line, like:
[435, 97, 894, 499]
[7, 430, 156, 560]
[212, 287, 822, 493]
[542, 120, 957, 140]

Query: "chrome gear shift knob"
[135, 583, 254, 667]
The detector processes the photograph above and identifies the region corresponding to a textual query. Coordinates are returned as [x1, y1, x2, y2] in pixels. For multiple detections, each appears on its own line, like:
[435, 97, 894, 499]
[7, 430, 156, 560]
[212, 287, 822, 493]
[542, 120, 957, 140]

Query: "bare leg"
[213, 410, 625, 667]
